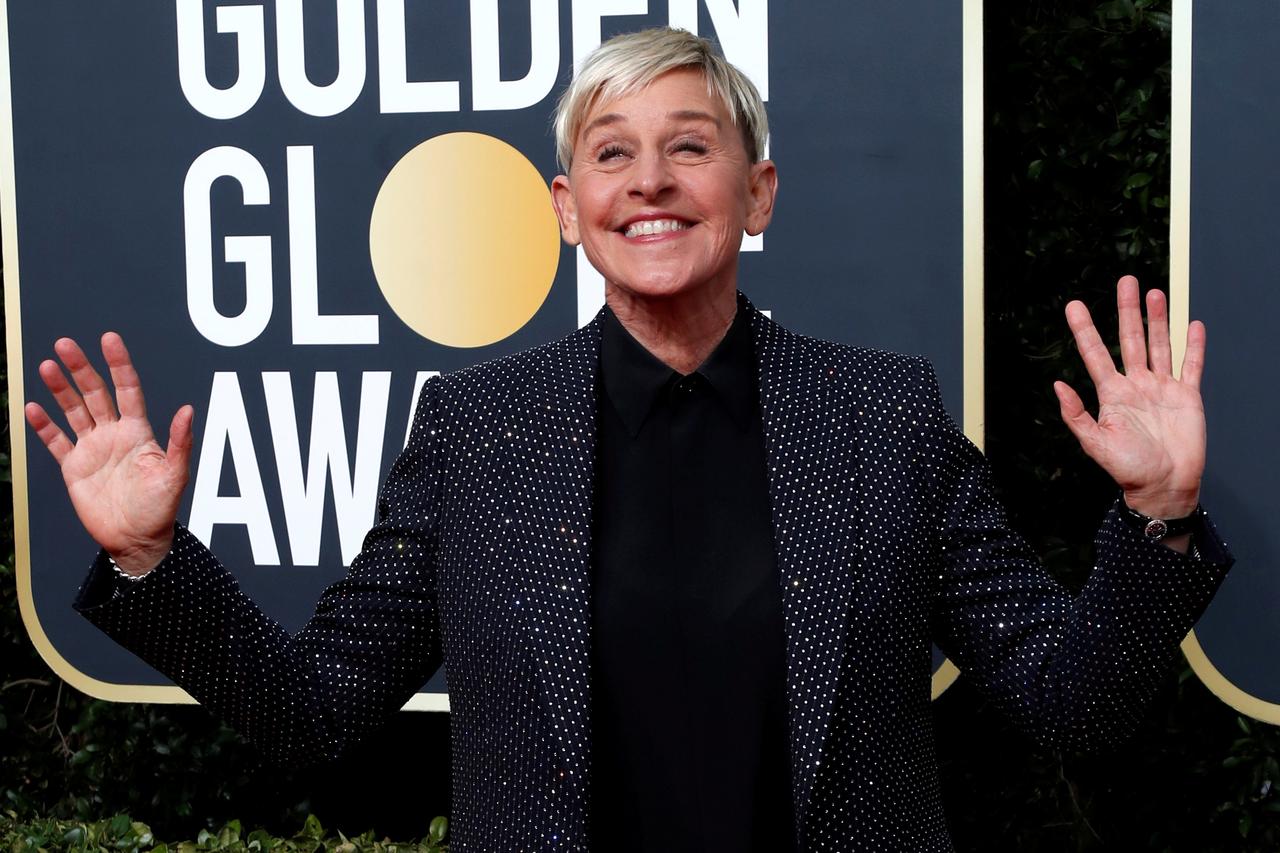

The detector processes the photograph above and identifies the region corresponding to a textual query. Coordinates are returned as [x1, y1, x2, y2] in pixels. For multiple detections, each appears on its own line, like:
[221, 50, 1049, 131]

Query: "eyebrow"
[580, 109, 723, 138]
[581, 112, 625, 137]
[667, 109, 721, 127]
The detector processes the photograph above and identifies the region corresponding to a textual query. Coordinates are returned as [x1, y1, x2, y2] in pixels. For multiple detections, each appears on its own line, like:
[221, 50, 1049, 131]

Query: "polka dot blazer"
[76, 298, 1233, 851]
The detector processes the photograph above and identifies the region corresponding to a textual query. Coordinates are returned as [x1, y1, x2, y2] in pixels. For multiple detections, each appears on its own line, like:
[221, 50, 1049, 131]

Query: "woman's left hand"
[1055, 275, 1205, 519]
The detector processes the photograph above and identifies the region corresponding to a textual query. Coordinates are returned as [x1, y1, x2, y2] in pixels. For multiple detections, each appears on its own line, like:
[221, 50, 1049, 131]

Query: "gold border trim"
[932, 0, 983, 700]
[1170, 0, 1193, 370]
[1182, 633, 1280, 724]
[1171, 0, 1280, 725]
[931, 659, 961, 698]
[402, 693, 451, 713]
[962, 0, 985, 456]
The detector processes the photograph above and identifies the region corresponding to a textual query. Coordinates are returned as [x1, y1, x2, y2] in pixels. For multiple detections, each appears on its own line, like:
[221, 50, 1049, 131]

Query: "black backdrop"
[7, 0, 968, 703]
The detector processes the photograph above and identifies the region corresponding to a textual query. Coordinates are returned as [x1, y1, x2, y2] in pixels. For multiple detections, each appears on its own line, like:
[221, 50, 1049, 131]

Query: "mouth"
[619, 218, 693, 239]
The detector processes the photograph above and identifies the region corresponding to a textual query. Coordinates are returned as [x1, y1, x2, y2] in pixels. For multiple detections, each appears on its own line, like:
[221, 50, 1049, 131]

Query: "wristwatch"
[1118, 495, 1202, 542]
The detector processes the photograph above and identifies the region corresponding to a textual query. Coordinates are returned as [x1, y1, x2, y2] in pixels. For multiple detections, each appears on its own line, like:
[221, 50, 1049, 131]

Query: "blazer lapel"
[507, 317, 602, 809]
[506, 302, 864, 830]
[751, 306, 864, 823]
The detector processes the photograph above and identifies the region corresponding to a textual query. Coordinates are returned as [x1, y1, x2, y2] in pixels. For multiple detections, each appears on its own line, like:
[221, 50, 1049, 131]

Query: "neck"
[606, 282, 738, 374]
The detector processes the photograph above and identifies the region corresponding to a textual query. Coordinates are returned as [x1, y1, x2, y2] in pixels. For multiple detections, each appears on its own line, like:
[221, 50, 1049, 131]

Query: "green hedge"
[0, 813, 448, 853]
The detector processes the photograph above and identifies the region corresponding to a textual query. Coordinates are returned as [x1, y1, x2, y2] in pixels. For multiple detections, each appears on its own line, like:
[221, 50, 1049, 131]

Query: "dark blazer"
[77, 300, 1233, 852]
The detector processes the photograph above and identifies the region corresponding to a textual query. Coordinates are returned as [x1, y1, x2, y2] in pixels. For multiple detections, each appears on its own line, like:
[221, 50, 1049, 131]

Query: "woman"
[25, 27, 1230, 853]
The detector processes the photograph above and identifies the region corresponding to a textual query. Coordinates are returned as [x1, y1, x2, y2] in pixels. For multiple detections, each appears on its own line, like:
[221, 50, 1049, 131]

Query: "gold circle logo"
[369, 132, 560, 348]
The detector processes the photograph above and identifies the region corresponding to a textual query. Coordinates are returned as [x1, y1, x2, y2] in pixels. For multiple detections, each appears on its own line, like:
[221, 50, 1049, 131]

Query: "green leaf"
[1099, 0, 1135, 21]
[301, 815, 323, 840]
[1125, 172, 1153, 191]
[247, 829, 273, 843]
[428, 817, 448, 844]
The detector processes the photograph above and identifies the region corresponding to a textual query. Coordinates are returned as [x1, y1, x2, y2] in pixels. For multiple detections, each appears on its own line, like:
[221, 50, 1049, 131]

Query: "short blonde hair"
[553, 27, 769, 170]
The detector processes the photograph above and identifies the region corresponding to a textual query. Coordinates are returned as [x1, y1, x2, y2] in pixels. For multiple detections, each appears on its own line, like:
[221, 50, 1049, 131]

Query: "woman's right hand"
[24, 333, 193, 575]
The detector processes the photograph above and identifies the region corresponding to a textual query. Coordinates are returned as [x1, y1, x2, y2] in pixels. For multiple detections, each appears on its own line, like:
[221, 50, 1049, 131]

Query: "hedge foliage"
[1, 1, 1278, 851]
[0, 813, 448, 853]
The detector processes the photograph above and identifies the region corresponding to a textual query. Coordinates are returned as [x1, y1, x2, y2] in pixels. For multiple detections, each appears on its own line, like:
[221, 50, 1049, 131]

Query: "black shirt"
[590, 299, 796, 852]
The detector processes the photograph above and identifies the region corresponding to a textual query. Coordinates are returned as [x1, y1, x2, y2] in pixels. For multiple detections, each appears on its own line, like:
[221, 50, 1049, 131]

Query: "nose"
[627, 150, 675, 200]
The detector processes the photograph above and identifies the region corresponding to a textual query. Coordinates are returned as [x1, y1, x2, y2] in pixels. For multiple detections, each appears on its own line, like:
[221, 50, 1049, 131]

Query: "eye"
[596, 143, 630, 162]
[671, 138, 708, 155]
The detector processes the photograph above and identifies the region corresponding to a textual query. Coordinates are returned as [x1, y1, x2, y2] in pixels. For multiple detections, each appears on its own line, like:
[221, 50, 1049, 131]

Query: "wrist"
[109, 533, 174, 576]
[1121, 487, 1200, 521]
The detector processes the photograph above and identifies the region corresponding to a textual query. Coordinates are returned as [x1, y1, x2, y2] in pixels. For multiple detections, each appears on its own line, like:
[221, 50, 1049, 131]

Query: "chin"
[606, 272, 728, 304]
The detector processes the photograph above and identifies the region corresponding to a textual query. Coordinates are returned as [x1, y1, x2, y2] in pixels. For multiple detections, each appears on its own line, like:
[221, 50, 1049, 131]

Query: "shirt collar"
[600, 293, 758, 437]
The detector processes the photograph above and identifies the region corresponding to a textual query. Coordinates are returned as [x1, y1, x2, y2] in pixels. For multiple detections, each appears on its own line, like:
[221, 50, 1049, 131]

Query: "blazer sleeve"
[920, 358, 1234, 751]
[73, 377, 447, 769]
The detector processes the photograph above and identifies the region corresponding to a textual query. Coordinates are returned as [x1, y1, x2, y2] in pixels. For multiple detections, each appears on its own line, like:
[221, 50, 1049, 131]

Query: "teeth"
[624, 219, 690, 238]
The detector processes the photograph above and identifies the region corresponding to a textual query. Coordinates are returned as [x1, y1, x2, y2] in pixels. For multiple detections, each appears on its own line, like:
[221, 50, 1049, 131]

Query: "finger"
[38, 358, 96, 436]
[1053, 381, 1103, 455]
[1064, 299, 1119, 386]
[101, 332, 147, 420]
[24, 401, 74, 465]
[54, 337, 118, 424]
[1180, 320, 1206, 390]
[165, 405, 195, 480]
[1146, 288, 1173, 375]
[1115, 275, 1147, 374]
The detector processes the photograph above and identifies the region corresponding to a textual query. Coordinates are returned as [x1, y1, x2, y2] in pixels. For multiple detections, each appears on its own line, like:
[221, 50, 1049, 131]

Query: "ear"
[550, 174, 581, 246]
[744, 159, 778, 236]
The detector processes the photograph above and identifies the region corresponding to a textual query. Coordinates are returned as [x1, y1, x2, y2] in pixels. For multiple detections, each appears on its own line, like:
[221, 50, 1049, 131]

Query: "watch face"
[1144, 519, 1170, 540]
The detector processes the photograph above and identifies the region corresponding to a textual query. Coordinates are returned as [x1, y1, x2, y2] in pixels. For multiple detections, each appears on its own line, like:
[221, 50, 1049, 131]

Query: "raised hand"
[1054, 275, 1205, 521]
[24, 333, 194, 574]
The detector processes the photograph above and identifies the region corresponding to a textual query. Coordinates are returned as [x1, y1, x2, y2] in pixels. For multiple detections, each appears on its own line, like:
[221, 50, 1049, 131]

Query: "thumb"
[165, 405, 195, 483]
[1053, 381, 1101, 455]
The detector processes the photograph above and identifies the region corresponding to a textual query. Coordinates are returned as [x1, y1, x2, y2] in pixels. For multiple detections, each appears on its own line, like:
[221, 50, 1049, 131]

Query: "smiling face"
[550, 68, 777, 307]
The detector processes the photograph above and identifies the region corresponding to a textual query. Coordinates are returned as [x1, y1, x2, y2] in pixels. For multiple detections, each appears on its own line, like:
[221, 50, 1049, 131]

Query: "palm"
[63, 418, 181, 555]
[25, 334, 193, 571]
[1056, 276, 1207, 519]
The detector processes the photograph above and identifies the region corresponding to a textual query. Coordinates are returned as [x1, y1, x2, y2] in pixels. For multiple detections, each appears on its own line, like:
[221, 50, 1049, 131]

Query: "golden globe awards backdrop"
[1174, 0, 1279, 724]
[4, 1, 982, 709]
